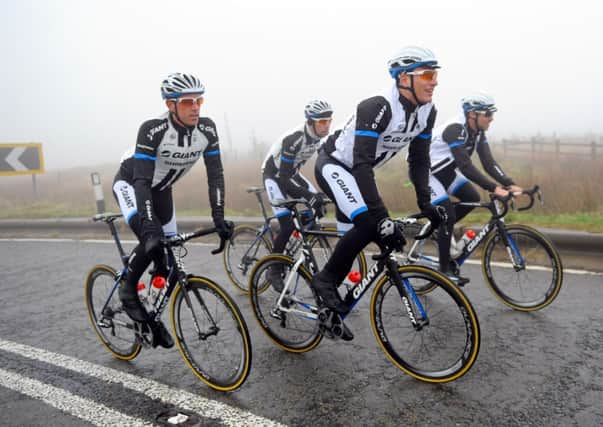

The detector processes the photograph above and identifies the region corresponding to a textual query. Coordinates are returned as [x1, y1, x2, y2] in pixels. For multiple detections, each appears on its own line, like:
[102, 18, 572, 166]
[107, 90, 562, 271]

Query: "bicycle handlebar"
[164, 227, 228, 255]
[490, 184, 542, 218]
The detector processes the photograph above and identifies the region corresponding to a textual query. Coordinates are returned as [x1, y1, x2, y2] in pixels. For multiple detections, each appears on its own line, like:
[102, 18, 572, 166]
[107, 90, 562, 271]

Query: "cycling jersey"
[430, 114, 514, 191]
[261, 122, 322, 200]
[321, 83, 436, 217]
[114, 112, 225, 237]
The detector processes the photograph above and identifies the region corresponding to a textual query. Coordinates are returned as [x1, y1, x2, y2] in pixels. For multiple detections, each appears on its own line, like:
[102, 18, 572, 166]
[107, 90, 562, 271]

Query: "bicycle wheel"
[85, 265, 141, 360]
[370, 265, 480, 383]
[223, 224, 272, 293]
[482, 224, 563, 311]
[315, 227, 367, 278]
[404, 235, 440, 295]
[249, 255, 323, 352]
[171, 276, 252, 392]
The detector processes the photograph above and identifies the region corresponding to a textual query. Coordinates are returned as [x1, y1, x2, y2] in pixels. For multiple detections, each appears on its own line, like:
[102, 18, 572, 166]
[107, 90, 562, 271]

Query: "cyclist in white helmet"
[312, 46, 447, 333]
[112, 73, 234, 348]
[261, 99, 334, 291]
[429, 92, 523, 285]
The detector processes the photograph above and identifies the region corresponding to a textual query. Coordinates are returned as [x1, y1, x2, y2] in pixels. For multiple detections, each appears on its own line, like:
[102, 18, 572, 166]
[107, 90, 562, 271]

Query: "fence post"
[592, 141, 597, 159]
[531, 138, 536, 161]
[555, 139, 560, 161]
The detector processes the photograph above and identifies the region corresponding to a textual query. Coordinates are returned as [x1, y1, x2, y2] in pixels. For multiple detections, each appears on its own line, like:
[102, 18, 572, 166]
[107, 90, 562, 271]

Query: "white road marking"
[0, 368, 152, 427]
[0, 338, 284, 427]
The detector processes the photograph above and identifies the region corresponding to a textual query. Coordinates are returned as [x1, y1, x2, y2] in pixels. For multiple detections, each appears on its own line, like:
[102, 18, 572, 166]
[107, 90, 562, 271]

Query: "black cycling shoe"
[340, 321, 354, 341]
[442, 270, 470, 287]
[266, 265, 285, 293]
[119, 283, 150, 323]
[150, 320, 174, 349]
[311, 276, 350, 314]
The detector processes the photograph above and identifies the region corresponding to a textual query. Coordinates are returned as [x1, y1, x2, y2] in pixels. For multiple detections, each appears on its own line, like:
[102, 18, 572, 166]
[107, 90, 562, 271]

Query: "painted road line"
[0, 338, 284, 427]
[0, 368, 152, 427]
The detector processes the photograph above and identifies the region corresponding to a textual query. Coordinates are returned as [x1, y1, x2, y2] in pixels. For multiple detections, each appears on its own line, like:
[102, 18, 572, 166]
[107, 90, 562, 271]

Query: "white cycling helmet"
[388, 46, 440, 79]
[304, 99, 334, 120]
[161, 73, 205, 100]
[461, 92, 498, 113]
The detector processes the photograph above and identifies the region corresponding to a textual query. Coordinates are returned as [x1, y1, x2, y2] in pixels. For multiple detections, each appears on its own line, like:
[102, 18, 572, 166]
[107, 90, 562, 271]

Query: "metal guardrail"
[0, 216, 601, 254]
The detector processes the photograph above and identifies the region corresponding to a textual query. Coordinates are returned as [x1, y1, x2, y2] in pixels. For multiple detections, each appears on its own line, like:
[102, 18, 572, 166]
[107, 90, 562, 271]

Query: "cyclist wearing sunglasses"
[311, 46, 447, 318]
[429, 92, 523, 285]
[112, 72, 233, 347]
[261, 99, 334, 291]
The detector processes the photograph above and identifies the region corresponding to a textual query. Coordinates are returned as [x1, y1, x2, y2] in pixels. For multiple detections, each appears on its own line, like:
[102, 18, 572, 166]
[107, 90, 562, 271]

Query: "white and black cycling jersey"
[321, 83, 436, 216]
[261, 122, 322, 200]
[115, 112, 225, 231]
[429, 114, 514, 192]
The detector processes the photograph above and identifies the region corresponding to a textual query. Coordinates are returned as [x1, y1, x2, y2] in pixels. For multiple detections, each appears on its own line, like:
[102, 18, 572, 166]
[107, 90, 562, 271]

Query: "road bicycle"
[406, 186, 563, 311]
[84, 213, 252, 392]
[248, 199, 480, 383]
[223, 186, 367, 293]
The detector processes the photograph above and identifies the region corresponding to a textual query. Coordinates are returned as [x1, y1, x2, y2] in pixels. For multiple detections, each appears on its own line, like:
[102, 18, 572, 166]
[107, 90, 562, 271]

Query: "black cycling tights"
[437, 181, 481, 271]
[272, 215, 295, 255]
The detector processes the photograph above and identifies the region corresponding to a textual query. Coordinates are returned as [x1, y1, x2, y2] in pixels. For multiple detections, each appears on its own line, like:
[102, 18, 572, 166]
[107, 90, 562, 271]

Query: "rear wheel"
[249, 255, 323, 352]
[85, 265, 141, 360]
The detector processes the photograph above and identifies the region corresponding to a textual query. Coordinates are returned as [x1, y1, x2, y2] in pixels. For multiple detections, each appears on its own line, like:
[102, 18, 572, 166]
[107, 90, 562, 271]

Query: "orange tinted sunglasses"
[406, 69, 438, 82]
[175, 95, 204, 107]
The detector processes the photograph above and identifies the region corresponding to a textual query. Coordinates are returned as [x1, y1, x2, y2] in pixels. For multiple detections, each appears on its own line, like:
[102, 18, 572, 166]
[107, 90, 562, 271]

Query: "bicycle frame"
[273, 202, 429, 330]
[406, 186, 542, 271]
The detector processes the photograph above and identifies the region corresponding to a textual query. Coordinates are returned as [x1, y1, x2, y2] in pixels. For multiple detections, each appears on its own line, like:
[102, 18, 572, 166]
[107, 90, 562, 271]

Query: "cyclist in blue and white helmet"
[260, 99, 334, 292]
[111, 73, 233, 347]
[428, 91, 523, 285]
[309, 46, 446, 325]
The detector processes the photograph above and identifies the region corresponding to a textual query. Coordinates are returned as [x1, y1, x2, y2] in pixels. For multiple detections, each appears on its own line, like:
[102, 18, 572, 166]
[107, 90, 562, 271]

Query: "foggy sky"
[2, 0, 602, 170]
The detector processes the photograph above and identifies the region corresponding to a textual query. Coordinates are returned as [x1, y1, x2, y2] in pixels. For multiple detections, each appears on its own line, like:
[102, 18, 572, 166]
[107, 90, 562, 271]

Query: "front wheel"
[223, 224, 272, 293]
[249, 255, 323, 353]
[370, 265, 480, 383]
[85, 265, 142, 360]
[171, 276, 252, 392]
[482, 224, 563, 311]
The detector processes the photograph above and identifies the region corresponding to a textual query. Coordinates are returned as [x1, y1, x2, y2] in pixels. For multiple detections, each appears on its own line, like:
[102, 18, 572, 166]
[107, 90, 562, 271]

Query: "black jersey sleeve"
[445, 124, 498, 192]
[407, 106, 436, 210]
[352, 96, 392, 219]
[476, 136, 515, 187]
[199, 117, 226, 222]
[133, 119, 168, 240]
[278, 131, 314, 199]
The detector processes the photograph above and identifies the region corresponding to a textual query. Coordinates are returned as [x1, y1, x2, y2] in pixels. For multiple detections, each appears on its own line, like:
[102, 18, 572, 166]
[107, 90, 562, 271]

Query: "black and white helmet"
[461, 92, 498, 113]
[387, 46, 440, 79]
[304, 99, 334, 120]
[161, 73, 205, 100]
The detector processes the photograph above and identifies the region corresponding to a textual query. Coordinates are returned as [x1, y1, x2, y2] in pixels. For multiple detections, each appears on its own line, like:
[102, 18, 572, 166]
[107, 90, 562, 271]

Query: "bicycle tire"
[248, 255, 323, 353]
[482, 224, 563, 311]
[223, 224, 272, 293]
[370, 265, 480, 383]
[85, 265, 142, 360]
[171, 276, 252, 392]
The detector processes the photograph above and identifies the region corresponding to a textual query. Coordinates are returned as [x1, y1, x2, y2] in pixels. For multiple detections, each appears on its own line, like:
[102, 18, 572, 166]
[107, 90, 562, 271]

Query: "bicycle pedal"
[134, 322, 153, 348]
[317, 308, 343, 341]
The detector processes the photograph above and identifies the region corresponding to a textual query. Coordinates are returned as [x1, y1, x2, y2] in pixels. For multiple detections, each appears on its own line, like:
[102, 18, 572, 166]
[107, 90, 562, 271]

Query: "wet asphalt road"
[0, 238, 602, 426]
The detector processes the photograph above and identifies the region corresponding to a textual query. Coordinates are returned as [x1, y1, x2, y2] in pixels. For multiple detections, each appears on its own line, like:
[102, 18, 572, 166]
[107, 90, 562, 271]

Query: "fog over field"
[1, 1, 603, 171]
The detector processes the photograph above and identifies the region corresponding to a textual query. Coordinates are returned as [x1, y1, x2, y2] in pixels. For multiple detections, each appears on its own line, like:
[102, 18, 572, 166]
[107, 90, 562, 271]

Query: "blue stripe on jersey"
[355, 130, 380, 138]
[204, 149, 220, 157]
[281, 155, 294, 164]
[133, 153, 156, 161]
[432, 195, 449, 205]
[350, 206, 368, 220]
[451, 178, 469, 195]
[418, 132, 431, 140]
[449, 141, 464, 148]
[126, 210, 138, 223]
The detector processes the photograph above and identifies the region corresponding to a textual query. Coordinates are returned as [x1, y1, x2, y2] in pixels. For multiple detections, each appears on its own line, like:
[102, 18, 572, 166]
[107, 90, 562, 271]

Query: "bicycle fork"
[495, 223, 526, 271]
[386, 258, 429, 330]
